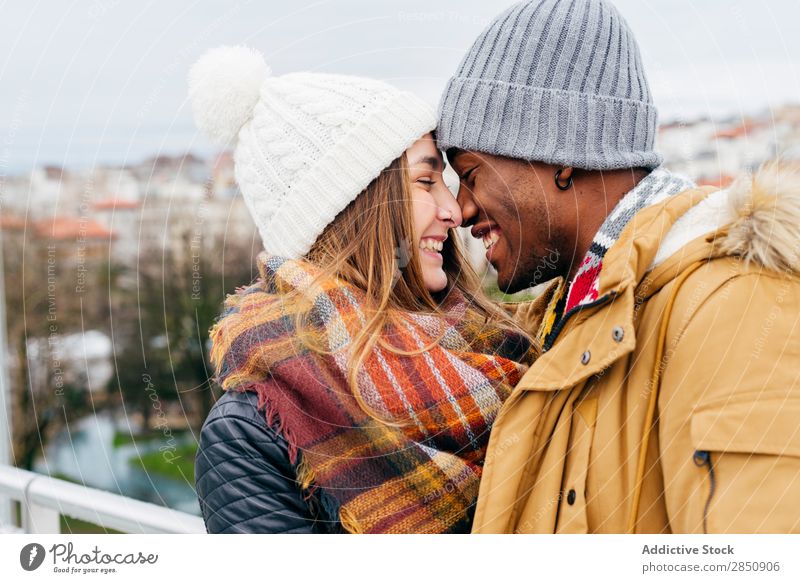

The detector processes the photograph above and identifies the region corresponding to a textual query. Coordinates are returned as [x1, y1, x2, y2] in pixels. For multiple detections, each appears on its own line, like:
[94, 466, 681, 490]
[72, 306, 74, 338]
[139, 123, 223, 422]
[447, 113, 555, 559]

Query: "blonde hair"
[275, 153, 532, 420]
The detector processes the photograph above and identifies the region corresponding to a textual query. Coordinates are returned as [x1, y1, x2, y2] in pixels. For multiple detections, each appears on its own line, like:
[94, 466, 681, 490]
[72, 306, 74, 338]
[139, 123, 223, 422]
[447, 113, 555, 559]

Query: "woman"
[189, 46, 537, 534]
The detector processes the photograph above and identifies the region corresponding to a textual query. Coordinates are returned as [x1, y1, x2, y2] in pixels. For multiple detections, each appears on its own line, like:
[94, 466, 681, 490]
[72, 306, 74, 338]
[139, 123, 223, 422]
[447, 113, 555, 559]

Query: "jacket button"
[580, 350, 591, 365]
[567, 489, 577, 505]
[612, 326, 624, 342]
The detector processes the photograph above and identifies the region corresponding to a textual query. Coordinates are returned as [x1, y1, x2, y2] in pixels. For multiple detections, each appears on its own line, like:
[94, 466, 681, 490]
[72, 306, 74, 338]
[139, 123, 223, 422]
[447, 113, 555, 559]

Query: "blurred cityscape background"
[1, 0, 799, 533]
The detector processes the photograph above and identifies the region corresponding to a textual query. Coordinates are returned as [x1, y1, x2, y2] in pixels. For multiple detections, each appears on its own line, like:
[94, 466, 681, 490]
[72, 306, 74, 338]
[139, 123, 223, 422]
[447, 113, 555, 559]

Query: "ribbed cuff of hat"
[256, 91, 436, 259]
[437, 77, 663, 171]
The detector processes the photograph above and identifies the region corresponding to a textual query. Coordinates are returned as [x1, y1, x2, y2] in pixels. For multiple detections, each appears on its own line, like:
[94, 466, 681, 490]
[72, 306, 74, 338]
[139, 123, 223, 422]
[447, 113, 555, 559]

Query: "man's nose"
[457, 184, 478, 227]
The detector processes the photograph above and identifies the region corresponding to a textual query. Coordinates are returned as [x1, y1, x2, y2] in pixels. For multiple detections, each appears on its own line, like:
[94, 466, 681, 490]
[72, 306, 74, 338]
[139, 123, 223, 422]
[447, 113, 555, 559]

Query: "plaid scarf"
[209, 252, 534, 533]
[539, 167, 695, 348]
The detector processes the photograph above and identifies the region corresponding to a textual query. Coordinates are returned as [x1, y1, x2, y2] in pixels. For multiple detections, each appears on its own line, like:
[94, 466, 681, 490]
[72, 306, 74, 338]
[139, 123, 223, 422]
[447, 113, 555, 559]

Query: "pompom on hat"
[188, 45, 270, 144]
[188, 45, 436, 259]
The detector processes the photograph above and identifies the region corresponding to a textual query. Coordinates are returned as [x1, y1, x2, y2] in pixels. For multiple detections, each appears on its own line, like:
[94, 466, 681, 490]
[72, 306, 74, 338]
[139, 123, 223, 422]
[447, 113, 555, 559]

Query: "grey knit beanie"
[437, 0, 663, 170]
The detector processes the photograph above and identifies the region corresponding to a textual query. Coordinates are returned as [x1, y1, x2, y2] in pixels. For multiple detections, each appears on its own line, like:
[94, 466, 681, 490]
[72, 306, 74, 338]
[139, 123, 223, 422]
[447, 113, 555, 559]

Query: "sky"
[1, 0, 799, 173]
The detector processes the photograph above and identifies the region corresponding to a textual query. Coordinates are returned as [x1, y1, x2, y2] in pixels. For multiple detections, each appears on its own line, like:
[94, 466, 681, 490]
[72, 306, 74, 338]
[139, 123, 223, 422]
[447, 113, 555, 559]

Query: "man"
[437, 0, 800, 533]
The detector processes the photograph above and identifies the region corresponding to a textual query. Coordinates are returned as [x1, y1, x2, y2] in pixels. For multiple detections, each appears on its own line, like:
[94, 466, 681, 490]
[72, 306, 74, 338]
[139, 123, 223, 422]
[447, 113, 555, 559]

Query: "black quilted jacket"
[194, 390, 341, 533]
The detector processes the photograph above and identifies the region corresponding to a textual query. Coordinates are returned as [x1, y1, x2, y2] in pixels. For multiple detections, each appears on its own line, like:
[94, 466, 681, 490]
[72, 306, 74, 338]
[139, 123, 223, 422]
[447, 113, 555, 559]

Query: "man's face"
[448, 149, 572, 293]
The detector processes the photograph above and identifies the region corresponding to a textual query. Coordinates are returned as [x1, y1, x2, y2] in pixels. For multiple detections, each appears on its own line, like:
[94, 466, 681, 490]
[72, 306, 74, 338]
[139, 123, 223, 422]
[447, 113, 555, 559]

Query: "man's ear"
[554, 166, 574, 190]
[558, 166, 574, 181]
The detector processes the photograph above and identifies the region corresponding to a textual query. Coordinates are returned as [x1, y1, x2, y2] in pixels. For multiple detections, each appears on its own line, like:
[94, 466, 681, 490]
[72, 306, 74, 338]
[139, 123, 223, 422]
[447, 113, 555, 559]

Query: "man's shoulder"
[665, 256, 800, 337]
[684, 255, 798, 303]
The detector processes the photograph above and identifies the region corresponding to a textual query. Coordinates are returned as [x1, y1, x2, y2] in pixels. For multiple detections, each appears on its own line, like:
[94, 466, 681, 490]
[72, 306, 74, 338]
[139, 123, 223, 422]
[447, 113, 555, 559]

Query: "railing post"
[0, 227, 14, 528]
[22, 500, 61, 534]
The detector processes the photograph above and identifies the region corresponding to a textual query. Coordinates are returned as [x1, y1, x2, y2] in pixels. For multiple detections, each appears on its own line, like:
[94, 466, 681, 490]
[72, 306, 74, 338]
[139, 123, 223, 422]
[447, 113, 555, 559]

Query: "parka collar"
[597, 186, 718, 297]
[518, 186, 718, 392]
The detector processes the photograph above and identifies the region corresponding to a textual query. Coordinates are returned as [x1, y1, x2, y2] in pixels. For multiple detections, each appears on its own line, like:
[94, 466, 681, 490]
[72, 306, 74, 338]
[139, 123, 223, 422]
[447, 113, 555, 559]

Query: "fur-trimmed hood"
[652, 161, 800, 274]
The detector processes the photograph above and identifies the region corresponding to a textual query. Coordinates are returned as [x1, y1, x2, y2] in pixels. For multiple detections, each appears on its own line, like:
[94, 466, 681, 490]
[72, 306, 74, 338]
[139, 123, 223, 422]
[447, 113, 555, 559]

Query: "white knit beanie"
[188, 45, 436, 258]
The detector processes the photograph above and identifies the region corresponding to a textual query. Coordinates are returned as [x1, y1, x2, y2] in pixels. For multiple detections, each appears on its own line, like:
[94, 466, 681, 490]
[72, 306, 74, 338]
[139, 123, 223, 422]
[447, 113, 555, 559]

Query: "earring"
[555, 168, 573, 191]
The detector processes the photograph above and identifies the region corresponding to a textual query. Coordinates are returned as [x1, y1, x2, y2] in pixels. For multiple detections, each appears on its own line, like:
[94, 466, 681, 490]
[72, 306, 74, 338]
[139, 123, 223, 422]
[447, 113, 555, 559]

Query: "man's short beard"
[500, 251, 562, 293]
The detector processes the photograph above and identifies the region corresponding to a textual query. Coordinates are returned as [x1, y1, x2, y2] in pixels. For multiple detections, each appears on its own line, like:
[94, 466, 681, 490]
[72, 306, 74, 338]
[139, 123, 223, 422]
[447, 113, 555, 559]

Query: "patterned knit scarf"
[209, 252, 534, 533]
[539, 167, 695, 348]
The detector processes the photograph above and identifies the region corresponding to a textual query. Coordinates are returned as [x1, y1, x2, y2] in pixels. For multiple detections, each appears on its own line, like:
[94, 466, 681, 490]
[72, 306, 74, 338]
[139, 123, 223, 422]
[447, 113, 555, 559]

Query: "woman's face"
[406, 133, 462, 293]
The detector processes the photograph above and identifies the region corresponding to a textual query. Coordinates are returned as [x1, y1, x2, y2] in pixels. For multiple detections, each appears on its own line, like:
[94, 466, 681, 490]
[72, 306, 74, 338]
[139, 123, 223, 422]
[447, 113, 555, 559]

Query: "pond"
[33, 412, 201, 516]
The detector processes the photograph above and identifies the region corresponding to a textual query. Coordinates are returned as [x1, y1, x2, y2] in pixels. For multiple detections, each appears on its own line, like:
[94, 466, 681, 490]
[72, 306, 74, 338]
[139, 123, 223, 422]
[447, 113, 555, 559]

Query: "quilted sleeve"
[195, 390, 326, 533]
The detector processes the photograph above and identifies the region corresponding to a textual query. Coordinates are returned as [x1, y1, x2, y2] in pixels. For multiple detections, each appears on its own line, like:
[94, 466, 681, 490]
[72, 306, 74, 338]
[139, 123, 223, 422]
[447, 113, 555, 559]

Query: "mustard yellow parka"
[476, 164, 800, 533]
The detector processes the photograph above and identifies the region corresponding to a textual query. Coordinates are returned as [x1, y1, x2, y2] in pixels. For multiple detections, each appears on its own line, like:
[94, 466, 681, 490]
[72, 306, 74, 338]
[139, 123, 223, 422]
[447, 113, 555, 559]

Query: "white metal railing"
[0, 464, 206, 534]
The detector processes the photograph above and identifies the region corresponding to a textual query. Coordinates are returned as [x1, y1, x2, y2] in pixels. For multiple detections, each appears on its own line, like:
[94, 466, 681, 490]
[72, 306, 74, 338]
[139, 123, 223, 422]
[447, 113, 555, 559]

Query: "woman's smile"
[419, 235, 446, 263]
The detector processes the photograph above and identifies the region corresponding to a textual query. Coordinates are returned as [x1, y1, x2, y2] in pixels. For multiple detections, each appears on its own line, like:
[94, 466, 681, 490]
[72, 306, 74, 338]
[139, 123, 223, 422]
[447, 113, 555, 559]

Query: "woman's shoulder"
[199, 390, 291, 467]
[204, 389, 270, 429]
